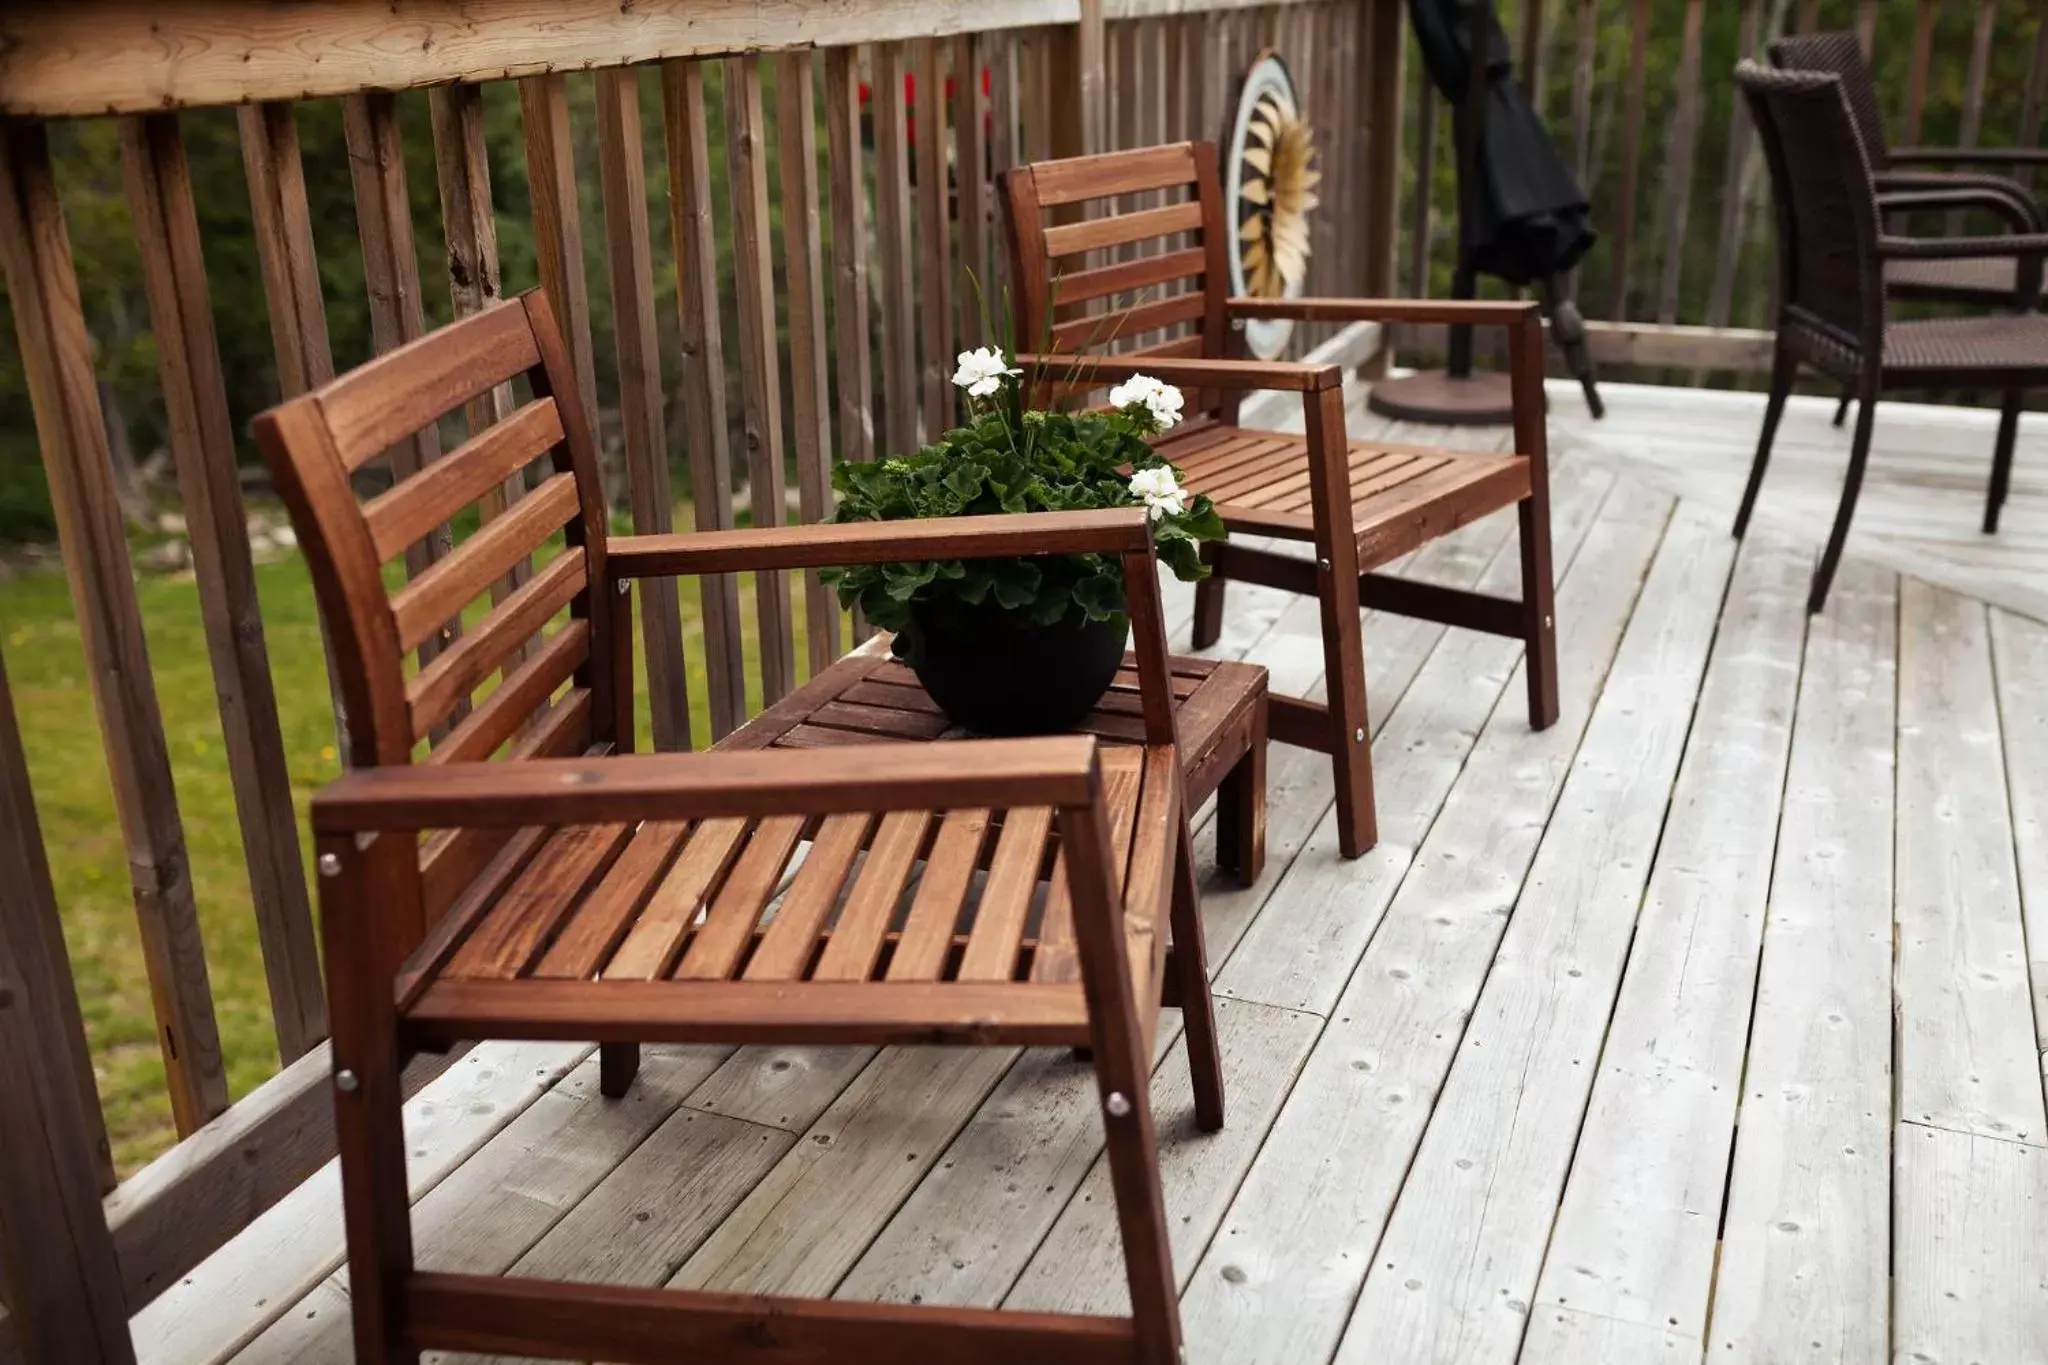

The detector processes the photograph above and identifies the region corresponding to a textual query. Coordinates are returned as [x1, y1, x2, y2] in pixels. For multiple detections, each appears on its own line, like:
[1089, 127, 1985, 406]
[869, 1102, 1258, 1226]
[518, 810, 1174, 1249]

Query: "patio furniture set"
[257, 139, 1558, 1362]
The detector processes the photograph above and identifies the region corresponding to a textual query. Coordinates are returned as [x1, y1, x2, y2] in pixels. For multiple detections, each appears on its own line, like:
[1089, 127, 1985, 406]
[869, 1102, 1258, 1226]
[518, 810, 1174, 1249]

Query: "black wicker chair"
[1734, 61, 2048, 612]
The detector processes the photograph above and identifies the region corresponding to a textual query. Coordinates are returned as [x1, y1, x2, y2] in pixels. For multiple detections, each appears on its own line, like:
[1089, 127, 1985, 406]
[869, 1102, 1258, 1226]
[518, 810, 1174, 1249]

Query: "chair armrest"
[1889, 146, 2048, 169]
[1014, 351, 1341, 394]
[607, 508, 1152, 580]
[312, 739, 1103, 834]
[1878, 231, 2048, 262]
[1876, 184, 2043, 232]
[1227, 296, 1541, 327]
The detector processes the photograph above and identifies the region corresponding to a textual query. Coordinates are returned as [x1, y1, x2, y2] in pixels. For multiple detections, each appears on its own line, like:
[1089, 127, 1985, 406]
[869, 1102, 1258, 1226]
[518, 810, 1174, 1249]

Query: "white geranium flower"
[1107, 373, 1185, 430]
[951, 346, 1020, 397]
[1128, 464, 1189, 522]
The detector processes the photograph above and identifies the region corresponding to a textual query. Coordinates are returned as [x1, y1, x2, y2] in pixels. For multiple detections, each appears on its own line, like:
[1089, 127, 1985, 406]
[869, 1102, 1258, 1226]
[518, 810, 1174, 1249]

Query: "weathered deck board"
[1522, 529, 1810, 1357]
[1705, 558, 1898, 1365]
[190, 385, 2048, 1365]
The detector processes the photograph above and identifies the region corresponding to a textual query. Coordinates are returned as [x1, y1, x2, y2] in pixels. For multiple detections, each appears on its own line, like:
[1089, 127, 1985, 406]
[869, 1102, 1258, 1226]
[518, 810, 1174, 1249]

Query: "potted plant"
[822, 347, 1225, 735]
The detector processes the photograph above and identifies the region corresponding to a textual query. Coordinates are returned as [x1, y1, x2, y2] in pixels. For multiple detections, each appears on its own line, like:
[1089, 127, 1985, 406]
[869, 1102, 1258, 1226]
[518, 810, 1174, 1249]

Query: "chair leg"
[1517, 489, 1560, 733]
[1094, 1022, 1185, 1365]
[1190, 542, 1226, 650]
[600, 1042, 640, 1099]
[1736, 345, 1798, 539]
[1811, 388, 1879, 614]
[1213, 700, 1266, 886]
[1302, 384, 1377, 859]
[1986, 389, 2022, 534]
[1833, 388, 1852, 428]
[1169, 814, 1226, 1132]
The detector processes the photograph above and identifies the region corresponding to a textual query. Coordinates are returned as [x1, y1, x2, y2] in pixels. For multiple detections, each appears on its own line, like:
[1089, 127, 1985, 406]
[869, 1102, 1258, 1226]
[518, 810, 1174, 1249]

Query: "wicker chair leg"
[1736, 346, 1799, 539]
[1811, 389, 1879, 614]
[1986, 390, 2023, 535]
[1833, 388, 1852, 428]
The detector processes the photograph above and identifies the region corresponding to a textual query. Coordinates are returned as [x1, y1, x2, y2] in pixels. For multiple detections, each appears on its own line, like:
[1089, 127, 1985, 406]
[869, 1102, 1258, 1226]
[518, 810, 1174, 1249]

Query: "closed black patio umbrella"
[1370, 0, 1605, 423]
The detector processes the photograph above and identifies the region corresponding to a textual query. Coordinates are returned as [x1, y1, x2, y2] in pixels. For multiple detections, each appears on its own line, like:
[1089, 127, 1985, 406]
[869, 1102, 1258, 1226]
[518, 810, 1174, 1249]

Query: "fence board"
[776, 47, 840, 676]
[725, 54, 796, 705]
[1905, 0, 1939, 144]
[824, 45, 876, 476]
[1361, 0, 1403, 308]
[119, 112, 326, 1066]
[915, 37, 955, 437]
[957, 35, 991, 344]
[428, 82, 530, 613]
[873, 42, 920, 457]
[0, 654, 131, 1363]
[1858, 0, 1878, 57]
[0, 122, 228, 1135]
[595, 66, 692, 752]
[1704, 0, 1764, 338]
[1607, 0, 1652, 320]
[1656, 0, 1705, 324]
[518, 74, 607, 505]
[660, 58, 746, 739]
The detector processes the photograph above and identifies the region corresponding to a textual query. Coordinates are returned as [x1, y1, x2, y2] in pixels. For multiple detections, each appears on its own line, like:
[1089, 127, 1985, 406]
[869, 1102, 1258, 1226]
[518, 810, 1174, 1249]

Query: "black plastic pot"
[905, 600, 1126, 736]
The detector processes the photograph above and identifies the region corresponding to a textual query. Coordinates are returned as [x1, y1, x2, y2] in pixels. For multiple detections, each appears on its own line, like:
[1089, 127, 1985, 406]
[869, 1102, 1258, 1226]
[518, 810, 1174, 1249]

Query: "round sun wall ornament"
[1225, 51, 1319, 359]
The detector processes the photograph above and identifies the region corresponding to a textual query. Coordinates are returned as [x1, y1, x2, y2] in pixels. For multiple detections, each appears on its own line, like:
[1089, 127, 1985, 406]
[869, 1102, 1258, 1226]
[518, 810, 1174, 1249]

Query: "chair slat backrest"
[1737, 62, 1885, 356]
[1768, 32, 1894, 170]
[254, 291, 624, 785]
[1004, 141, 1233, 408]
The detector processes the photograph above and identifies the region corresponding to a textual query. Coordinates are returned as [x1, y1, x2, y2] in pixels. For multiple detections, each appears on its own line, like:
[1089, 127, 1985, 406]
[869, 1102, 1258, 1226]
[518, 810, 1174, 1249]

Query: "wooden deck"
[151, 382, 2048, 1365]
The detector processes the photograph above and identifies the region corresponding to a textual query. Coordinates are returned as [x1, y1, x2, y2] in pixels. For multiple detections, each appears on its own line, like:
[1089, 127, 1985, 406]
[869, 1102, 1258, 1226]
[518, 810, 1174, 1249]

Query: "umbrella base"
[1365, 370, 1516, 426]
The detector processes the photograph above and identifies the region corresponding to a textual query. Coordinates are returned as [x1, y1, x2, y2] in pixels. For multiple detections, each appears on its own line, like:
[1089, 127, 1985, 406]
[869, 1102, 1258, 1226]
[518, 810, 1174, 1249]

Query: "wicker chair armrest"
[1878, 232, 2048, 262]
[1875, 185, 2044, 233]
[1889, 146, 2048, 169]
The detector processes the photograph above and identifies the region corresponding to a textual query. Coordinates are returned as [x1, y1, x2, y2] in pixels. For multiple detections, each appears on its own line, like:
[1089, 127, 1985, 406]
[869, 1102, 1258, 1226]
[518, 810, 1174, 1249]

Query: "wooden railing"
[0, 3, 1403, 1359]
[1399, 0, 2048, 376]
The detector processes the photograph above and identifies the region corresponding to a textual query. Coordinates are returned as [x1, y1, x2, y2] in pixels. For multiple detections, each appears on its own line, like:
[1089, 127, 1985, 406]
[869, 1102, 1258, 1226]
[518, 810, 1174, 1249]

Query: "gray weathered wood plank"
[1893, 1123, 2048, 1365]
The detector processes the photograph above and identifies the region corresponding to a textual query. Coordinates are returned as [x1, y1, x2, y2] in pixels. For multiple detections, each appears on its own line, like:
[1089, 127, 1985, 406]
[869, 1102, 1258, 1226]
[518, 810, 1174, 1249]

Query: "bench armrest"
[1014, 351, 1342, 394]
[312, 739, 1104, 834]
[1227, 296, 1541, 327]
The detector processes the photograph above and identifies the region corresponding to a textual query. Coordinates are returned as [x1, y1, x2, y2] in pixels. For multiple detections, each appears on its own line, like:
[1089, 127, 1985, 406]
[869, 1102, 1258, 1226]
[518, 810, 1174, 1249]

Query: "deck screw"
[1354, 727, 1366, 742]
[617, 579, 631, 596]
[1104, 1091, 1132, 1118]
[1318, 557, 1331, 571]
[334, 1069, 359, 1093]
[1544, 614, 1553, 629]
[317, 853, 341, 878]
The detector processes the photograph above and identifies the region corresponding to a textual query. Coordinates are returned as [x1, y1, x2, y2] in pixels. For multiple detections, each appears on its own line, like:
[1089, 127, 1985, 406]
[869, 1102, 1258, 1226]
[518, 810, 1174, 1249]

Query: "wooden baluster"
[873, 42, 920, 457]
[2023, 14, 2048, 191]
[957, 33, 992, 344]
[661, 58, 746, 738]
[777, 47, 840, 676]
[1704, 0, 1766, 353]
[237, 100, 352, 760]
[120, 112, 326, 1065]
[1857, 0, 1880, 58]
[1905, 0, 1939, 145]
[1362, 0, 1405, 318]
[987, 31, 1021, 328]
[726, 54, 796, 705]
[518, 74, 607, 507]
[0, 647, 130, 1359]
[595, 66, 693, 750]
[1409, 86, 1437, 299]
[824, 46, 876, 475]
[429, 83, 529, 608]
[1607, 0, 1652, 321]
[1796, 0, 1822, 35]
[0, 122, 228, 1136]
[1656, 0, 1706, 325]
[914, 37, 955, 435]
[1952, 1, 1996, 230]
[1520, 0, 1547, 108]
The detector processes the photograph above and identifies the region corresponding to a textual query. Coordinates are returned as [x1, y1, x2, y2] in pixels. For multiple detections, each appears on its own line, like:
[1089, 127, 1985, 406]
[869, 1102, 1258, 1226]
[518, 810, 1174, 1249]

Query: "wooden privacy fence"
[1398, 0, 2048, 374]
[0, 2, 1403, 1358]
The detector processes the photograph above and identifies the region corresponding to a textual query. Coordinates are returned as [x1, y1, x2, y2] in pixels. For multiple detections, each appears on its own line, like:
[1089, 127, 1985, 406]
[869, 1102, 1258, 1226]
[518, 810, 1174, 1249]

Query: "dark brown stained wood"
[725, 54, 798, 707]
[812, 809, 930, 981]
[404, 1271, 1138, 1362]
[1607, 0, 1652, 320]
[1656, 0, 1706, 324]
[447, 823, 634, 979]
[824, 45, 876, 473]
[607, 816, 751, 979]
[0, 646, 126, 1358]
[741, 812, 873, 980]
[660, 59, 746, 739]
[776, 47, 840, 677]
[887, 806, 992, 981]
[341, 92, 451, 592]
[427, 82, 531, 612]
[533, 819, 691, 978]
[914, 37, 956, 438]
[673, 814, 807, 980]
[1906, 0, 1939, 144]
[428, 620, 589, 765]
[1704, 0, 1765, 338]
[407, 549, 586, 742]
[1042, 199, 1204, 258]
[958, 805, 1056, 981]
[120, 111, 326, 1065]
[958, 32, 993, 345]
[390, 472, 580, 654]
[0, 121, 228, 1135]
[363, 398, 562, 563]
[873, 41, 920, 457]
[596, 65, 692, 753]
[519, 75, 604, 495]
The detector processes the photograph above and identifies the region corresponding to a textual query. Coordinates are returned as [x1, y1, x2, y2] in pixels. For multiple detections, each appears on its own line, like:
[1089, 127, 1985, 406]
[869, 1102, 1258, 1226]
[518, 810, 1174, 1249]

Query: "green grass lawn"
[0, 522, 830, 1174]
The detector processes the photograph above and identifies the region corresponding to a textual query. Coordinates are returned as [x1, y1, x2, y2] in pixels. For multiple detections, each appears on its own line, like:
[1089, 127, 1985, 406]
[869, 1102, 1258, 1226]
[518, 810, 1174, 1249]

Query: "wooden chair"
[1733, 62, 2048, 610]
[255, 290, 1223, 1365]
[1004, 141, 1559, 858]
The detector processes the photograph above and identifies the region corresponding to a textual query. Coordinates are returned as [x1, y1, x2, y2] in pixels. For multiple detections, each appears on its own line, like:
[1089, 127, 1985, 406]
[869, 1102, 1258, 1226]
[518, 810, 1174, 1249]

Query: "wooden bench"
[254, 289, 1255, 1364]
